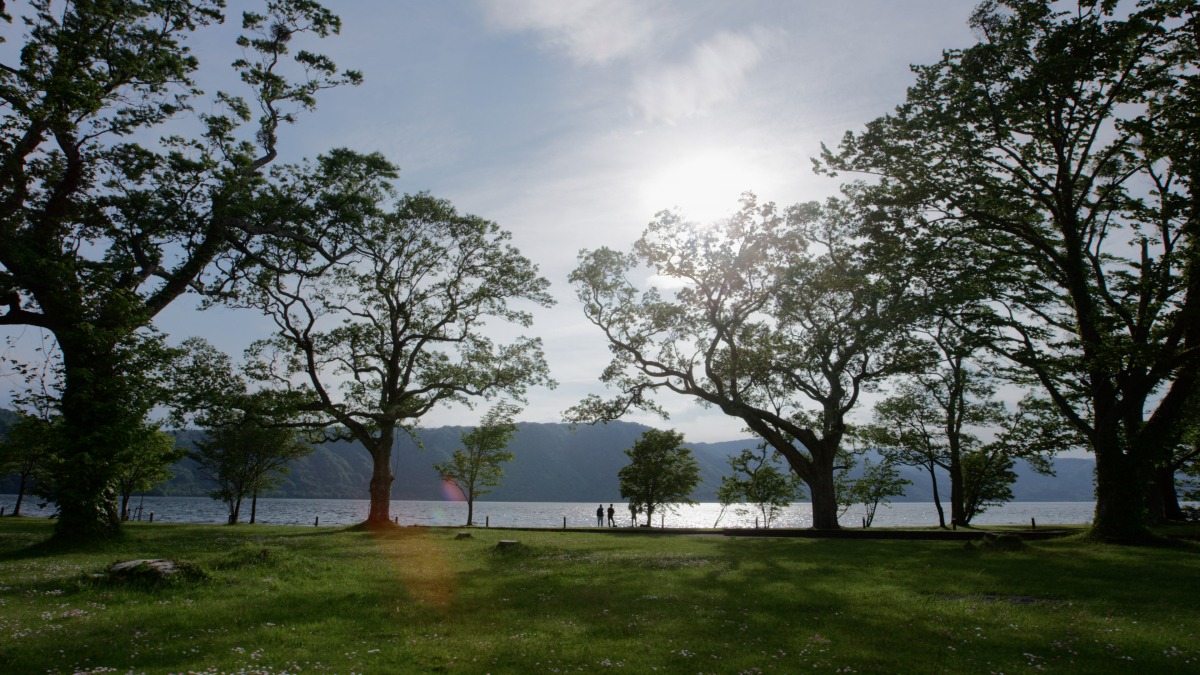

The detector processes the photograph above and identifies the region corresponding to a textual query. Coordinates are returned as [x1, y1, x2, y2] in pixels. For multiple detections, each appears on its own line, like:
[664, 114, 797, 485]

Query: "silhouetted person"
[607, 504, 616, 527]
[596, 504, 604, 526]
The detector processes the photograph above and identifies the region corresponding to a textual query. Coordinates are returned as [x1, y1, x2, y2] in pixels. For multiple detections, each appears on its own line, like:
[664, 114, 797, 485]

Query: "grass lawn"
[1, 517, 1197, 674]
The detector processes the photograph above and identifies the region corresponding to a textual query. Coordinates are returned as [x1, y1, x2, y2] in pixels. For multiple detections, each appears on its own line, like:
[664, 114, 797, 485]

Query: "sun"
[639, 150, 766, 224]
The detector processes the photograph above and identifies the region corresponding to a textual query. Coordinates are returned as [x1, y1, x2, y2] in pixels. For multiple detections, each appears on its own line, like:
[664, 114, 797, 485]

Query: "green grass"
[1, 518, 1197, 674]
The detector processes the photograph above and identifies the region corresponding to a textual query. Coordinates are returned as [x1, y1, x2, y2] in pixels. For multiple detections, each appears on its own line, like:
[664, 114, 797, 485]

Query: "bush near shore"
[0, 518, 1197, 674]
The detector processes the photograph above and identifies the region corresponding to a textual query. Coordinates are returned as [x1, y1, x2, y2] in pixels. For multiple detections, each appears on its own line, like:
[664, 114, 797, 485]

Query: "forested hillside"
[1, 417, 1095, 503]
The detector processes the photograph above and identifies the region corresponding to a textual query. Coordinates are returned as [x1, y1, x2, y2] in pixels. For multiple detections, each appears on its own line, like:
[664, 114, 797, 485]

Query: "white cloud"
[630, 27, 781, 124]
[477, 0, 657, 65]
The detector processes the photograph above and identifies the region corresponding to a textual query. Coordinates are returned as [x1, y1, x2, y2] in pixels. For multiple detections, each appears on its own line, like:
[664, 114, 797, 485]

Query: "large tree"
[568, 195, 919, 529]
[434, 402, 520, 526]
[0, 0, 385, 541]
[247, 192, 554, 526]
[820, 0, 1200, 540]
[618, 428, 701, 527]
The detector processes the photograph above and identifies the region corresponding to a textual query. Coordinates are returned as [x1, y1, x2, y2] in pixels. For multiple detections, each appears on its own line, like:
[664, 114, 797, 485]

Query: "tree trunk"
[13, 472, 29, 516]
[229, 496, 242, 525]
[927, 465, 946, 529]
[808, 463, 840, 529]
[365, 439, 394, 524]
[1147, 465, 1183, 523]
[804, 443, 841, 529]
[467, 497, 474, 526]
[52, 340, 130, 542]
[948, 452, 966, 527]
[774, 435, 841, 530]
[1091, 438, 1152, 542]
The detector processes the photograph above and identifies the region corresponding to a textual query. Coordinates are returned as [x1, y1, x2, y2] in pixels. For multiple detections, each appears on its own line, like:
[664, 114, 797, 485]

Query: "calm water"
[0, 494, 1108, 529]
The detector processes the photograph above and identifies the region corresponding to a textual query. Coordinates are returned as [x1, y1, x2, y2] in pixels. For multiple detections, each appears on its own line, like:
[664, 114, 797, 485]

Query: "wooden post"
[862, 517, 867, 528]
[1031, 517, 1036, 530]
[394, 516, 398, 524]
[314, 516, 319, 527]
[486, 516, 489, 528]
[563, 516, 566, 529]
[148, 513, 154, 523]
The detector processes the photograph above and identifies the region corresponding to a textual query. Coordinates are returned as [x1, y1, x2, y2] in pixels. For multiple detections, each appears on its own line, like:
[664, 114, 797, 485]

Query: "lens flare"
[441, 479, 466, 502]
[368, 526, 457, 609]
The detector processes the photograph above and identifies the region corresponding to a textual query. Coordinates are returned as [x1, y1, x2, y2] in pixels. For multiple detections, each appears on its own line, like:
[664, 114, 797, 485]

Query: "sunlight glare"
[639, 150, 764, 224]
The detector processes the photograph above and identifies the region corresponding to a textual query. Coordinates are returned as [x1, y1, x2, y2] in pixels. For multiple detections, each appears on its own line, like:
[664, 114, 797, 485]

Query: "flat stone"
[496, 540, 520, 550]
[108, 559, 183, 577]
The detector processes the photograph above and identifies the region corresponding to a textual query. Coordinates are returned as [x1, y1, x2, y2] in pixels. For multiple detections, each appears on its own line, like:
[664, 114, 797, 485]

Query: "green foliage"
[863, 317, 1073, 527]
[190, 413, 313, 525]
[715, 445, 805, 528]
[569, 194, 921, 529]
[246, 191, 554, 524]
[111, 425, 185, 521]
[434, 402, 520, 525]
[0, 0, 378, 542]
[839, 456, 910, 527]
[618, 429, 701, 526]
[0, 412, 58, 516]
[819, 0, 1200, 540]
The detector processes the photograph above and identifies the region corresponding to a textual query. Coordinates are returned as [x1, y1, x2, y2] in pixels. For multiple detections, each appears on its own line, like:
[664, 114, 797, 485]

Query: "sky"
[1, 1, 984, 443]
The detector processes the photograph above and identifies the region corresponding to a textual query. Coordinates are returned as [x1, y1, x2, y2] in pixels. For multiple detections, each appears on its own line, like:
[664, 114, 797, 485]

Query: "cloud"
[631, 27, 781, 125]
[477, 0, 657, 65]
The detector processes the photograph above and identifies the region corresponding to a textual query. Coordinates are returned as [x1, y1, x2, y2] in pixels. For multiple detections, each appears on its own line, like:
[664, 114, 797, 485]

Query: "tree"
[618, 429, 701, 527]
[247, 192, 554, 526]
[819, 0, 1200, 540]
[190, 415, 313, 525]
[0, 413, 56, 517]
[715, 445, 805, 528]
[839, 456, 910, 528]
[170, 339, 315, 525]
[862, 315, 1066, 526]
[434, 402, 520, 526]
[0, 0, 384, 541]
[112, 425, 184, 521]
[568, 195, 919, 529]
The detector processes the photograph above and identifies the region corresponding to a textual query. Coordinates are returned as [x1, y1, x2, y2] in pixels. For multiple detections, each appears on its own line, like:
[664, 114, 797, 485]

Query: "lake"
[0, 494, 1108, 529]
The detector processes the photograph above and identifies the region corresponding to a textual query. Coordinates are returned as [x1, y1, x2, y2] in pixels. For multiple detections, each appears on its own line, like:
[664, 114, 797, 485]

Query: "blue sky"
[2, 1, 982, 442]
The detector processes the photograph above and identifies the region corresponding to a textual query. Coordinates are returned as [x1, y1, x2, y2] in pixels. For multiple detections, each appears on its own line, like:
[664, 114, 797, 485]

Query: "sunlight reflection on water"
[1, 495, 1123, 529]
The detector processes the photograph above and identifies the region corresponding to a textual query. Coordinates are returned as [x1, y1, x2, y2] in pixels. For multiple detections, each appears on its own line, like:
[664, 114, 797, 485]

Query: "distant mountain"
[0, 408, 16, 434]
[1, 414, 1097, 503]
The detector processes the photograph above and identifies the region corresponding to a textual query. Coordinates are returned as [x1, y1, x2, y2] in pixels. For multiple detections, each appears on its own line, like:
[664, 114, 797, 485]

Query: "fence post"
[562, 516, 566, 529]
[148, 512, 154, 523]
[314, 516, 319, 527]
[1031, 517, 1036, 530]
[486, 516, 489, 528]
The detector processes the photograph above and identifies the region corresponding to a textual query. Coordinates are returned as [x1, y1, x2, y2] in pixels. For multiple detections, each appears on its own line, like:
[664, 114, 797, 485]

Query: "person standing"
[607, 504, 616, 527]
[596, 504, 604, 526]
